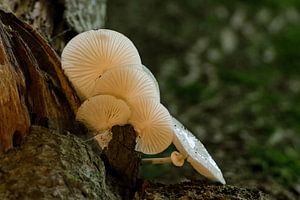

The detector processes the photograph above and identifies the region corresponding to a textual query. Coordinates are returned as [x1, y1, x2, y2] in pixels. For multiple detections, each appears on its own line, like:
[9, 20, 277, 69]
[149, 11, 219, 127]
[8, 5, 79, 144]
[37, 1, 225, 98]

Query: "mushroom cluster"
[61, 29, 225, 184]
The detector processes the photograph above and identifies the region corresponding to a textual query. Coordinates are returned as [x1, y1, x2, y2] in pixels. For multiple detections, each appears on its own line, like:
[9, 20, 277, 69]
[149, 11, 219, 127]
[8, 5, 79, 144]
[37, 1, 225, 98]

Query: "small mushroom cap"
[92, 66, 160, 104]
[129, 98, 174, 154]
[170, 151, 185, 167]
[61, 29, 141, 100]
[76, 95, 131, 131]
[172, 117, 226, 184]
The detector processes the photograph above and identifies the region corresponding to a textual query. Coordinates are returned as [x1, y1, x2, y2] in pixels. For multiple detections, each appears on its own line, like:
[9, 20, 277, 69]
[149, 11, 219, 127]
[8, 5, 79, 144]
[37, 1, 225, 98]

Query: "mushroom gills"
[129, 98, 174, 155]
[92, 66, 160, 104]
[76, 95, 131, 149]
[61, 29, 142, 100]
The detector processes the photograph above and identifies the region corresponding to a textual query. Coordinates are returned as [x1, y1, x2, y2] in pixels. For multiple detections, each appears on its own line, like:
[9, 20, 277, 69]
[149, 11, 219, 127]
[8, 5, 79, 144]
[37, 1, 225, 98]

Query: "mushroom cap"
[92, 66, 160, 104]
[170, 151, 185, 167]
[129, 98, 174, 154]
[76, 95, 131, 131]
[139, 65, 160, 100]
[172, 117, 226, 184]
[61, 29, 141, 100]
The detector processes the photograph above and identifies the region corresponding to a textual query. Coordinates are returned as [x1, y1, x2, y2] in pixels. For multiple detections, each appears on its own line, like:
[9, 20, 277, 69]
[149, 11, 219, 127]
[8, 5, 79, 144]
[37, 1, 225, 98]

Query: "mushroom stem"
[142, 157, 172, 164]
[142, 151, 186, 167]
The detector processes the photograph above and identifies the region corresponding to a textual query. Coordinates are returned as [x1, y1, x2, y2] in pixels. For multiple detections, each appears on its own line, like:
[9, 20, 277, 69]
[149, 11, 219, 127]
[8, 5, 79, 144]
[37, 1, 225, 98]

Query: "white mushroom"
[129, 98, 174, 155]
[92, 66, 160, 104]
[61, 29, 141, 100]
[139, 65, 160, 100]
[142, 151, 185, 167]
[172, 117, 226, 184]
[76, 95, 131, 148]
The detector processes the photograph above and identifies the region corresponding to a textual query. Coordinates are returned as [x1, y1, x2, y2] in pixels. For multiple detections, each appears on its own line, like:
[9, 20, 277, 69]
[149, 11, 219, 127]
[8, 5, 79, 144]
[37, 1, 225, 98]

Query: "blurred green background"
[106, 1, 300, 198]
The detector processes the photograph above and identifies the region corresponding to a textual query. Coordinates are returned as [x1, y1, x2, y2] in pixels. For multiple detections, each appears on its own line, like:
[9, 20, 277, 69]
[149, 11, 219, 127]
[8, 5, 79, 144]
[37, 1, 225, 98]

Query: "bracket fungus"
[61, 29, 141, 100]
[129, 98, 174, 155]
[92, 66, 160, 104]
[172, 117, 226, 184]
[76, 95, 131, 148]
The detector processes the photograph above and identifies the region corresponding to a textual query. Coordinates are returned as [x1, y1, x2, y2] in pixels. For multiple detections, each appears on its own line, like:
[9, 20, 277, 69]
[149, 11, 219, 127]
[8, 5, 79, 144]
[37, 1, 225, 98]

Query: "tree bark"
[0, 7, 80, 153]
[0, 2, 271, 200]
[0, 126, 118, 200]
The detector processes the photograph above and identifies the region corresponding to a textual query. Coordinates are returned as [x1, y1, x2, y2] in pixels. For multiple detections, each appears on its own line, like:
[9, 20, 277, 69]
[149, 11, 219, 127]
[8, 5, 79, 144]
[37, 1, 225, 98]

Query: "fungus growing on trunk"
[61, 28, 225, 186]
[129, 98, 174, 154]
[61, 29, 141, 100]
[92, 66, 160, 104]
[76, 95, 131, 148]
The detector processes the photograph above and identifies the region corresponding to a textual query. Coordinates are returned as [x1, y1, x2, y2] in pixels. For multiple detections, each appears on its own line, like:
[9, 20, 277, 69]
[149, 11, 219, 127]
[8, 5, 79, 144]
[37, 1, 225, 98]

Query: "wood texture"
[102, 125, 141, 199]
[0, 8, 80, 153]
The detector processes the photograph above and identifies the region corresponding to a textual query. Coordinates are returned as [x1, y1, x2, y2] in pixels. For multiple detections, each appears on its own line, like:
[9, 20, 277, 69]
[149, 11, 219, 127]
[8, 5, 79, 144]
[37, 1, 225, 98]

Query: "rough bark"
[0, 126, 118, 200]
[0, 7, 80, 153]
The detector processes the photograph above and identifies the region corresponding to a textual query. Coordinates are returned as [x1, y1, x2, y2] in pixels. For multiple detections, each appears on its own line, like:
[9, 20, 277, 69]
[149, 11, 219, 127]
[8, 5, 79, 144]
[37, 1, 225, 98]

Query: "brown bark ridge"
[102, 125, 141, 199]
[0, 7, 80, 153]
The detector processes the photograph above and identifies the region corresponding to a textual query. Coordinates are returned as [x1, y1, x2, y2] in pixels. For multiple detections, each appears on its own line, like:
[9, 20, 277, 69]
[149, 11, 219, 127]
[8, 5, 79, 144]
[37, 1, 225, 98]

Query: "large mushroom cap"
[140, 65, 160, 100]
[76, 95, 131, 131]
[129, 98, 174, 154]
[61, 29, 141, 100]
[92, 66, 160, 104]
[172, 117, 226, 184]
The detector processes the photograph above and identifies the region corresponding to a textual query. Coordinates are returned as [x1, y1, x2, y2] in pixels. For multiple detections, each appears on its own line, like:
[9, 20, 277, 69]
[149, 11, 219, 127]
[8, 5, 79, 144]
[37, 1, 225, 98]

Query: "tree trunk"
[0, 2, 271, 200]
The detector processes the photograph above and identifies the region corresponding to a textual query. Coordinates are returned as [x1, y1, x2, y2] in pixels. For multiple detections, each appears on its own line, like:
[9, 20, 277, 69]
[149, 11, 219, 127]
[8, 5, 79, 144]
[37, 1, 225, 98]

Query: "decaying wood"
[138, 181, 271, 200]
[0, 8, 80, 153]
[102, 125, 141, 199]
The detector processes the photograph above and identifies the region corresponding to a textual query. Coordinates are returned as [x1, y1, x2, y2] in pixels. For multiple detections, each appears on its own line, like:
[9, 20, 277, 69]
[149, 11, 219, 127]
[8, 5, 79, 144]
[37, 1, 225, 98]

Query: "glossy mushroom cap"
[129, 98, 174, 155]
[172, 117, 226, 184]
[92, 66, 160, 104]
[76, 95, 131, 131]
[61, 29, 141, 100]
